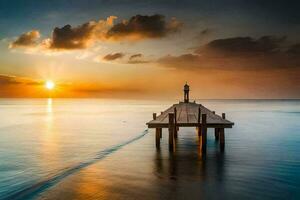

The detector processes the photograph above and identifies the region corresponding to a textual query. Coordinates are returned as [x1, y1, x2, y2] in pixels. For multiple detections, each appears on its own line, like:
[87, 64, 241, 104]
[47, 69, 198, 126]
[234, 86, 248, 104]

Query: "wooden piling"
[155, 128, 160, 148]
[215, 113, 220, 141]
[220, 113, 226, 151]
[197, 107, 202, 137]
[154, 113, 161, 147]
[201, 113, 207, 153]
[174, 108, 178, 139]
[215, 128, 219, 141]
[159, 128, 162, 139]
[220, 128, 225, 151]
[168, 113, 175, 151]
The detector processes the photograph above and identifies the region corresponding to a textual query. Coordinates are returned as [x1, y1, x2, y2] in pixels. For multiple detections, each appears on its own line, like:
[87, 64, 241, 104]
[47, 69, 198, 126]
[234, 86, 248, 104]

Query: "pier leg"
[174, 126, 178, 139]
[220, 113, 226, 151]
[201, 114, 207, 153]
[159, 128, 162, 139]
[156, 128, 160, 149]
[174, 108, 177, 139]
[214, 128, 219, 141]
[168, 113, 175, 151]
[197, 106, 202, 137]
[220, 128, 225, 151]
[197, 126, 202, 137]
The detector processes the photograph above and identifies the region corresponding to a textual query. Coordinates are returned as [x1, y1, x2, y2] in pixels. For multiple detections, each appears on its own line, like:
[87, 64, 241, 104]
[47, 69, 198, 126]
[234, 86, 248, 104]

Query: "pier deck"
[147, 102, 233, 128]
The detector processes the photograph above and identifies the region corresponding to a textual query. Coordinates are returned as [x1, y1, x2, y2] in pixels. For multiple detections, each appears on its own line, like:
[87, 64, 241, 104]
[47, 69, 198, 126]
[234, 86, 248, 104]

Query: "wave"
[3, 129, 148, 200]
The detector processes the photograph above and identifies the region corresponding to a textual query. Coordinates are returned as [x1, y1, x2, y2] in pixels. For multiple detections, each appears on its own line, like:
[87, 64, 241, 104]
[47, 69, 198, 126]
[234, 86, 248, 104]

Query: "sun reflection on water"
[47, 98, 53, 114]
[42, 97, 62, 172]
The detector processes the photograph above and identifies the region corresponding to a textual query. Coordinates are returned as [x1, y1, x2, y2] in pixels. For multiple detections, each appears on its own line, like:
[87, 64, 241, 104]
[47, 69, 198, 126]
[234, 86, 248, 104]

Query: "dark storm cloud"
[158, 35, 300, 70]
[49, 22, 96, 50]
[10, 30, 40, 48]
[103, 52, 124, 61]
[106, 14, 182, 40]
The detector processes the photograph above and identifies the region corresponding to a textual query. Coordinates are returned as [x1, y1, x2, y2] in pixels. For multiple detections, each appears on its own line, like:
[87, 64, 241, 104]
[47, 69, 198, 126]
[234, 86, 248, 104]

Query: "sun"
[45, 80, 55, 90]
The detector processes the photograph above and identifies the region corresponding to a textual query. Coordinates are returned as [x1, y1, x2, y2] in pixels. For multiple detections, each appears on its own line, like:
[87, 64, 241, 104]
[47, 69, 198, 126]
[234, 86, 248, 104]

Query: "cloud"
[49, 23, 96, 50]
[0, 74, 42, 85]
[95, 52, 150, 64]
[158, 35, 300, 70]
[127, 53, 150, 64]
[10, 15, 181, 52]
[9, 30, 40, 48]
[129, 53, 142, 60]
[103, 52, 124, 61]
[197, 36, 286, 56]
[46, 16, 117, 50]
[9, 16, 116, 51]
[106, 14, 182, 41]
[157, 54, 203, 70]
[0, 74, 22, 85]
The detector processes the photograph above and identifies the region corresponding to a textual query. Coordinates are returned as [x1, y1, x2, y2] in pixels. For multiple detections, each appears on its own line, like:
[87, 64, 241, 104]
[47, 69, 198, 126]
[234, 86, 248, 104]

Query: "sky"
[0, 0, 299, 99]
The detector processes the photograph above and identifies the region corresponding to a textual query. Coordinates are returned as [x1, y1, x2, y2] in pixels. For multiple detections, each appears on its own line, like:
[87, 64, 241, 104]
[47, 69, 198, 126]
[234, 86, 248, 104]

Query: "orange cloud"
[9, 15, 182, 52]
[0, 74, 46, 97]
[9, 30, 40, 48]
[0, 74, 42, 85]
[9, 16, 116, 52]
[47, 16, 117, 50]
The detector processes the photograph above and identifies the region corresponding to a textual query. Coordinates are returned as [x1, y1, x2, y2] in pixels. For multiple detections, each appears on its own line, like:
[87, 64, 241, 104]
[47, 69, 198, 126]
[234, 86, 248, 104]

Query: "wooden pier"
[146, 83, 234, 152]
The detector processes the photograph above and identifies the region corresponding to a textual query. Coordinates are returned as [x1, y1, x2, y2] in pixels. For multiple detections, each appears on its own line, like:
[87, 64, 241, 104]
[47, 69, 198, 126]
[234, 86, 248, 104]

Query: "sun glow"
[45, 80, 55, 90]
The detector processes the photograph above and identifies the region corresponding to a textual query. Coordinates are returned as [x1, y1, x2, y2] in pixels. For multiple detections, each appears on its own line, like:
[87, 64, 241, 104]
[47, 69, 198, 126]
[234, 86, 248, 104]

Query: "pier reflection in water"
[152, 128, 227, 199]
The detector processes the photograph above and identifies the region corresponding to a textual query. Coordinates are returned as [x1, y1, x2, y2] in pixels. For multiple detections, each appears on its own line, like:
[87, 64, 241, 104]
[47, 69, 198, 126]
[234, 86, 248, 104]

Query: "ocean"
[0, 99, 299, 200]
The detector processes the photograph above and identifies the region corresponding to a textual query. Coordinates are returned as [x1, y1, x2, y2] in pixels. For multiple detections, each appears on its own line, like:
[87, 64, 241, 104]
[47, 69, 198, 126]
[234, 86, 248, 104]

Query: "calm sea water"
[0, 99, 299, 200]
